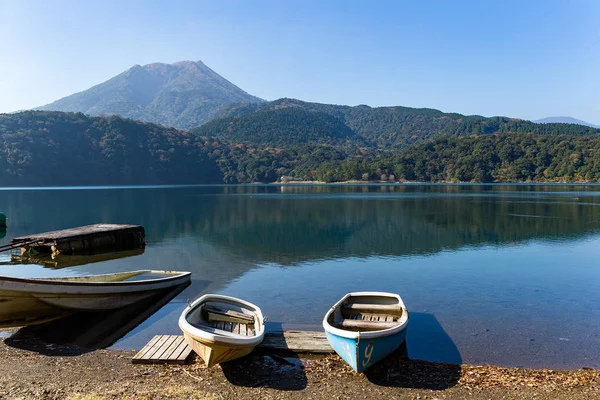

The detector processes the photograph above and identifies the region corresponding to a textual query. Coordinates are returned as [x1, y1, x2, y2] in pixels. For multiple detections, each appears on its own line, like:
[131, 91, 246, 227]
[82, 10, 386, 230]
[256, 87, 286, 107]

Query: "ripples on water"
[0, 184, 599, 369]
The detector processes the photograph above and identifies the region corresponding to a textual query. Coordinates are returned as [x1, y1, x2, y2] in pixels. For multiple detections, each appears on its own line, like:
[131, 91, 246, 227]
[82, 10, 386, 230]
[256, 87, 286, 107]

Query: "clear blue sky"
[1, 0, 599, 123]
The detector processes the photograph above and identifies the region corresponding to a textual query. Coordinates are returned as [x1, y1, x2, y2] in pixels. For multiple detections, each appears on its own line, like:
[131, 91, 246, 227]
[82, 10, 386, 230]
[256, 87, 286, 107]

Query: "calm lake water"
[1, 184, 599, 369]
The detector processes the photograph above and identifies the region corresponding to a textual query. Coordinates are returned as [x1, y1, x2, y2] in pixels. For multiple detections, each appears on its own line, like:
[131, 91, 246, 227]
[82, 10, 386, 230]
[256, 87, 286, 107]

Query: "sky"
[0, 0, 599, 123]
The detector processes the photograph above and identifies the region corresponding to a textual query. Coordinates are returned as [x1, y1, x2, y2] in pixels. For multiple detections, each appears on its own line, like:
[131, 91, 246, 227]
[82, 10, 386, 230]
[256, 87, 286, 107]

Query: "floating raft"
[133, 331, 333, 364]
[11, 224, 145, 256]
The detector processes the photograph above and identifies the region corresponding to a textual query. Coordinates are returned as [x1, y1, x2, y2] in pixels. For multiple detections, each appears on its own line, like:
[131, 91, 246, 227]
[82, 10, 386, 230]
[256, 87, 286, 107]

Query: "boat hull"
[182, 331, 256, 367]
[323, 291, 409, 372]
[179, 294, 264, 367]
[0, 270, 191, 316]
[325, 327, 407, 372]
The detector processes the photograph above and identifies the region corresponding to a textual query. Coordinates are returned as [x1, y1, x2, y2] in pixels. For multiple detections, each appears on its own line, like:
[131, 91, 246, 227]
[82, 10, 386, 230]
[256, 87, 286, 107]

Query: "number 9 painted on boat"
[362, 342, 374, 368]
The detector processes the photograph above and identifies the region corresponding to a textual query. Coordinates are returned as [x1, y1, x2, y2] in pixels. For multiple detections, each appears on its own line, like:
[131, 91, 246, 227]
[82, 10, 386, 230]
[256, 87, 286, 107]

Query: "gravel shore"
[1, 338, 599, 400]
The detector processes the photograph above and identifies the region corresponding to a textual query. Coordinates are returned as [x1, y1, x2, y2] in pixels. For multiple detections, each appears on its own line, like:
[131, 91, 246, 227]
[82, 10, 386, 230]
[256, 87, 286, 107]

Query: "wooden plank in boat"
[204, 304, 254, 322]
[240, 323, 247, 336]
[258, 330, 333, 353]
[344, 303, 403, 314]
[335, 319, 398, 331]
[208, 313, 251, 324]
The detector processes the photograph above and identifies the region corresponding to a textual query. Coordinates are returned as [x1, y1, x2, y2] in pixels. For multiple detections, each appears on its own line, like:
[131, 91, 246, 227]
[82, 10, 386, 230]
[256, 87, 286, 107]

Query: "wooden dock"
[133, 331, 332, 364]
[133, 335, 193, 364]
[11, 224, 145, 256]
[260, 330, 332, 353]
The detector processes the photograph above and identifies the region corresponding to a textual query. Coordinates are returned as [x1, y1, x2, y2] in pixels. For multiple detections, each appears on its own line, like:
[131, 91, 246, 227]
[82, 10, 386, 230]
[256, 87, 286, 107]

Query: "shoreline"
[277, 180, 600, 185]
[1, 181, 600, 190]
[0, 338, 598, 399]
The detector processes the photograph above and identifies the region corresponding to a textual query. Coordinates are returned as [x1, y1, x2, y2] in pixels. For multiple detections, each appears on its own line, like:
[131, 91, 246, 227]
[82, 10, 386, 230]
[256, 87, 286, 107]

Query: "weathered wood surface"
[132, 330, 333, 364]
[259, 330, 333, 353]
[204, 304, 255, 322]
[335, 319, 398, 331]
[344, 303, 403, 314]
[132, 335, 193, 364]
[12, 224, 143, 242]
[12, 224, 145, 255]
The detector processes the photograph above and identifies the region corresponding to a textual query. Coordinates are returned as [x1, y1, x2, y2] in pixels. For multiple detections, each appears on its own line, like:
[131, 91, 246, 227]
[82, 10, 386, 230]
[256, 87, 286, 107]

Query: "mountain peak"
[171, 60, 203, 67]
[36, 60, 263, 129]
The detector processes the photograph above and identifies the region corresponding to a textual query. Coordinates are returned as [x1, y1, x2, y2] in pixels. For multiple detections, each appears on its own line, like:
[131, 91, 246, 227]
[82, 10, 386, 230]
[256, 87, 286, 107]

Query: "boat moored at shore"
[323, 291, 409, 372]
[179, 294, 265, 367]
[0, 270, 191, 325]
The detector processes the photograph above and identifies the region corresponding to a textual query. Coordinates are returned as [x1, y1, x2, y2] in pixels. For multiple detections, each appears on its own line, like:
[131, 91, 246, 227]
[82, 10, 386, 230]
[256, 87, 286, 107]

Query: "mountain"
[534, 117, 599, 128]
[198, 98, 600, 148]
[36, 61, 263, 130]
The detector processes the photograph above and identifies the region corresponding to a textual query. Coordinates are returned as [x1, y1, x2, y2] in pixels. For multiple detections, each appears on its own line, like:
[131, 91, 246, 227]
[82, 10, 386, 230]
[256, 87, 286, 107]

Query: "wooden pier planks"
[132, 335, 193, 364]
[132, 330, 333, 364]
[260, 330, 333, 353]
[12, 224, 145, 255]
[13, 224, 143, 242]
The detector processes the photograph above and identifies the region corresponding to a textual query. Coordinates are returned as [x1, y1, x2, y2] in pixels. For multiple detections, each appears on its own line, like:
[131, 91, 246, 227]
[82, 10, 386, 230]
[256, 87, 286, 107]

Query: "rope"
[0, 239, 43, 253]
[180, 368, 204, 382]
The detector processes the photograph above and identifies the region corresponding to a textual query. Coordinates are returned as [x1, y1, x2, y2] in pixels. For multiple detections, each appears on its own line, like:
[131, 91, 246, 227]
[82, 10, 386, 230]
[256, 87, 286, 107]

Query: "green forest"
[208, 98, 600, 148]
[1, 110, 600, 186]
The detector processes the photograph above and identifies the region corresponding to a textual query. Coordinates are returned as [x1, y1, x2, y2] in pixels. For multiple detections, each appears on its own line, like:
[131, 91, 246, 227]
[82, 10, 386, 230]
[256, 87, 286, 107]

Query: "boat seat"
[344, 312, 397, 322]
[334, 319, 399, 331]
[190, 320, 256, 337]
[203, 304, 255, 324]
[208, 320, 255, 337]
[343, 302, 403, 315]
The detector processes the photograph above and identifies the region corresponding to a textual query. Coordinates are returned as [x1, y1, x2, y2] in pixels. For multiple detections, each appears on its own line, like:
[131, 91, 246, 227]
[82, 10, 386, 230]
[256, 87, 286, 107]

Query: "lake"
[0, 184, 599, 369]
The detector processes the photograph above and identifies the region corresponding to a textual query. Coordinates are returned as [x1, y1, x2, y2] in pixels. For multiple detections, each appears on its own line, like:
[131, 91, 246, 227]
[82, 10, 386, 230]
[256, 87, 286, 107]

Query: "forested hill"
[315, 134, 600, 183]
[3, 111, 600, 186]
[191, 107, 362, 146]
[0, 111, 222, 185]
[206, 98, 600, 148]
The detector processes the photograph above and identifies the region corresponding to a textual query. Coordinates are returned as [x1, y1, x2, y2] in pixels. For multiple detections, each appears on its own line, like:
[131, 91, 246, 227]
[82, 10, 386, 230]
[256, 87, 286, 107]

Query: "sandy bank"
[0, 338, 598, 399]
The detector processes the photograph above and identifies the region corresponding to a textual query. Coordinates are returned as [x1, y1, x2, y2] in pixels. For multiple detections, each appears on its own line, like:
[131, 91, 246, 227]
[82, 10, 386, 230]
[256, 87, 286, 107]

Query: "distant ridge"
[534, 116, 599, 128]
[36, 60, 263, 129]
[196, 98, 600, 148]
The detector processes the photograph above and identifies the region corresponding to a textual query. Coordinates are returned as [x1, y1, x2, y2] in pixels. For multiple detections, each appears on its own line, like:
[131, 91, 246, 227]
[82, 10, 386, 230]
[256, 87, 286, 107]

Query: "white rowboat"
[178, 294, 264, 367]
[0, 270, 191, 325]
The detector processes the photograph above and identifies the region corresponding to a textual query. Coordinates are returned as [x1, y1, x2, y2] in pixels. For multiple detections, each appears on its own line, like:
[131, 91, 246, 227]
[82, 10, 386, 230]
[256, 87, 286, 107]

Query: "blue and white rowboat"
[323, 292, 409, 373]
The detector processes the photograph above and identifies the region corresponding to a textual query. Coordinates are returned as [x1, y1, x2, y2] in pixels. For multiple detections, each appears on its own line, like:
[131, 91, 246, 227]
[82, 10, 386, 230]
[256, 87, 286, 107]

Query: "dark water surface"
[1, 184, 599, 369]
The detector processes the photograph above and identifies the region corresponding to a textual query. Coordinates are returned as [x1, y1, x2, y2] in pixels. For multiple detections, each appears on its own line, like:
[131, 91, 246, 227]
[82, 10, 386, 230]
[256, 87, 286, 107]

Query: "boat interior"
[188, 301, 257, 337]
[329, 295, 404, 332]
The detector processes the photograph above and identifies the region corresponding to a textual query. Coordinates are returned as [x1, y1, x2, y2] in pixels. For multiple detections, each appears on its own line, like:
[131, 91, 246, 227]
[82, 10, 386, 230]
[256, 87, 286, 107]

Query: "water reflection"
[2, 185, 600, 267]
[5, 281, 192, 353]
[10, 248, 145, 269]
[1, 185, 600, 368]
